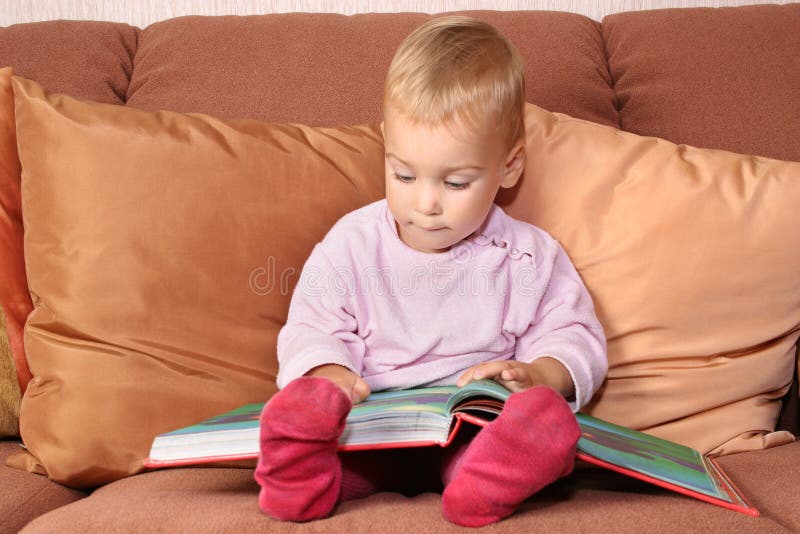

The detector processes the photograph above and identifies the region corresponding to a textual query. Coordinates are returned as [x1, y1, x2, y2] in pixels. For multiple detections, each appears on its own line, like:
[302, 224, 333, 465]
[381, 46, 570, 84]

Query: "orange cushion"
[0, 67, 30, 437]
[13, 74, 385, 487]
[500, 104, 800, 455]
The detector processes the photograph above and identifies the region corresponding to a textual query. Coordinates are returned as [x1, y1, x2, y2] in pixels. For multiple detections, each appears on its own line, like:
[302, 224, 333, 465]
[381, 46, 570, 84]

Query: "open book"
[144, 380, 757, 517]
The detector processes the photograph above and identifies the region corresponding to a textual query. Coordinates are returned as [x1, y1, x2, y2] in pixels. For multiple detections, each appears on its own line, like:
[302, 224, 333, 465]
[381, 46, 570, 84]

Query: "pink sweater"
[276, 199, 607, 411]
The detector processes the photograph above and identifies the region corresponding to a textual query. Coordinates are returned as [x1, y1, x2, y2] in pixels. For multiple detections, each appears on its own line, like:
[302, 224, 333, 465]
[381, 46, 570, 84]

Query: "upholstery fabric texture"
[0, 21, 137, 105]
[127, 11, 618, 127]
[18, 441, 800, 533]
[0, 440, 86, 533]
[602, 4, 800, 161]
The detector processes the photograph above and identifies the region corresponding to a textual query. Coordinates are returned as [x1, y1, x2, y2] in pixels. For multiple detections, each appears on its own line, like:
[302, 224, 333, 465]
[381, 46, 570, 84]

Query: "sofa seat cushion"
[19, 441, 800, 533]
[0, 440, 86, 533]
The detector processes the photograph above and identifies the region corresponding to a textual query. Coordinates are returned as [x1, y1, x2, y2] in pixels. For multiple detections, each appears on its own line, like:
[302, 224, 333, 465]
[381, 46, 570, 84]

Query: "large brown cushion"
[13, 75, 385, 488]
[0, 440, 86, 533]
[127, 11, 618, 127]
[603, 4, 800, 162]
[499, 103, 800, 455]
[19, 442, 800, 532]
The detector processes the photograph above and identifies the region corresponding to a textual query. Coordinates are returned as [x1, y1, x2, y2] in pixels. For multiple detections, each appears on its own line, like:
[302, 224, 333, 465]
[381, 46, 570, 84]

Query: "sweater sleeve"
[514, 241, 608, 411]
[276, 243, 365, 389]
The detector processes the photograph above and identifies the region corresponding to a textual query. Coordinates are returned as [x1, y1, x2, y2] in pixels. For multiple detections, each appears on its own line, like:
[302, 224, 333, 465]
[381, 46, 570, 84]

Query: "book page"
[576, 414, 731, 501]
[340, 386, 458, 447]
[444, 379, 510, 420]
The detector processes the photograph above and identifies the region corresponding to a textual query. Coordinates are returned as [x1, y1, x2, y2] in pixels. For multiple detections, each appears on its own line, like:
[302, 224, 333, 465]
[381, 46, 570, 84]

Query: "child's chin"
[414, 240, 454, 254]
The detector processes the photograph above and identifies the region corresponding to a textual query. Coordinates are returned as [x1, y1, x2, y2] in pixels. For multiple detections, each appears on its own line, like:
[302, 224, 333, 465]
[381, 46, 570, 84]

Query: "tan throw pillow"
[13, 75, 385, 487]
[499, 103, 800, 455]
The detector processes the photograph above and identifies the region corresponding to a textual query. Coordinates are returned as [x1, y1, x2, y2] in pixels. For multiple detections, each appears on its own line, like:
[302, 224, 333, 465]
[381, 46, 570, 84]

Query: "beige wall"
[2, 0, 793, 28]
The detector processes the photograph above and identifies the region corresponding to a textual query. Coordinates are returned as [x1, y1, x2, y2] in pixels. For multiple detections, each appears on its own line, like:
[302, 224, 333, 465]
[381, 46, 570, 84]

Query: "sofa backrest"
[2, 6, 798, 162]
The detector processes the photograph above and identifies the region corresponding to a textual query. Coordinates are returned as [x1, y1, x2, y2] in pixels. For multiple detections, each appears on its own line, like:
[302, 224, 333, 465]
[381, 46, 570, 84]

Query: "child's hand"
[456, 357, 575, 399]
[305, 364, 371, 404]
[457, 360, 536, 392]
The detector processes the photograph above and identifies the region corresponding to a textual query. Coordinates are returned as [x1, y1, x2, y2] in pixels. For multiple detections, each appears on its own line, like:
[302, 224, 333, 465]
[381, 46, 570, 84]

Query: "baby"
[255, 16, 607, 527]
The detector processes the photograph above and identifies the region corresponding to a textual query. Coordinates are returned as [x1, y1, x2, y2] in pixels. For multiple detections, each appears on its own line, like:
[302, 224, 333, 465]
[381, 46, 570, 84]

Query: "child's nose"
[415, 182, 442, 215]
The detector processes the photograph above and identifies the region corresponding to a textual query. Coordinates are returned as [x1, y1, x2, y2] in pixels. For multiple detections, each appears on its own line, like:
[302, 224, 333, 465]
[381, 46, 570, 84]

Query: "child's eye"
[394, 173, 414, 183]
[445, 181, 469, 190]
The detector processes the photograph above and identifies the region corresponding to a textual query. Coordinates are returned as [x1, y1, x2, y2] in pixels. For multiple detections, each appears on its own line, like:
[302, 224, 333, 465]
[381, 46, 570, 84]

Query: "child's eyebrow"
[385, 152, 485, 173]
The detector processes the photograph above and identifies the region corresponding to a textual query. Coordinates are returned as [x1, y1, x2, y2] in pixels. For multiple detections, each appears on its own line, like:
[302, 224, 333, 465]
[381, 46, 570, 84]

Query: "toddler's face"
[382, 105, 522, 254]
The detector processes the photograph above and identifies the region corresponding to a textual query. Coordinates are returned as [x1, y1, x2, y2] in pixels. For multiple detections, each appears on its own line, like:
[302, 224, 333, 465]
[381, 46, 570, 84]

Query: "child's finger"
[351, 378, 371, 404]
[500, 368, 520, 382]
[457, 363, 491, 386]
[456, 369, 474, 387]
[458, 362, 517, 387]
[475, 361, 510, 380]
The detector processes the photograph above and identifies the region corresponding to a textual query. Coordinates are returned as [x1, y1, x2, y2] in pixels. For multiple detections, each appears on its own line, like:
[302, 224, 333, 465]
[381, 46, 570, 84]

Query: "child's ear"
[500, 139, 525, 189]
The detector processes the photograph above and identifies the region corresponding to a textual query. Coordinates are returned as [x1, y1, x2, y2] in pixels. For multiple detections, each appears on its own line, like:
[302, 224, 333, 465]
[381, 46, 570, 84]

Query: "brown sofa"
[2, 5, 800, 532]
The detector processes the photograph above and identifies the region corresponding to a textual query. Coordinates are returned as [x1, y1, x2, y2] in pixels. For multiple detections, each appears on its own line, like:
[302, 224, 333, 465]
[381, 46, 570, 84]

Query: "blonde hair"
[384, 16, 525, 149]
